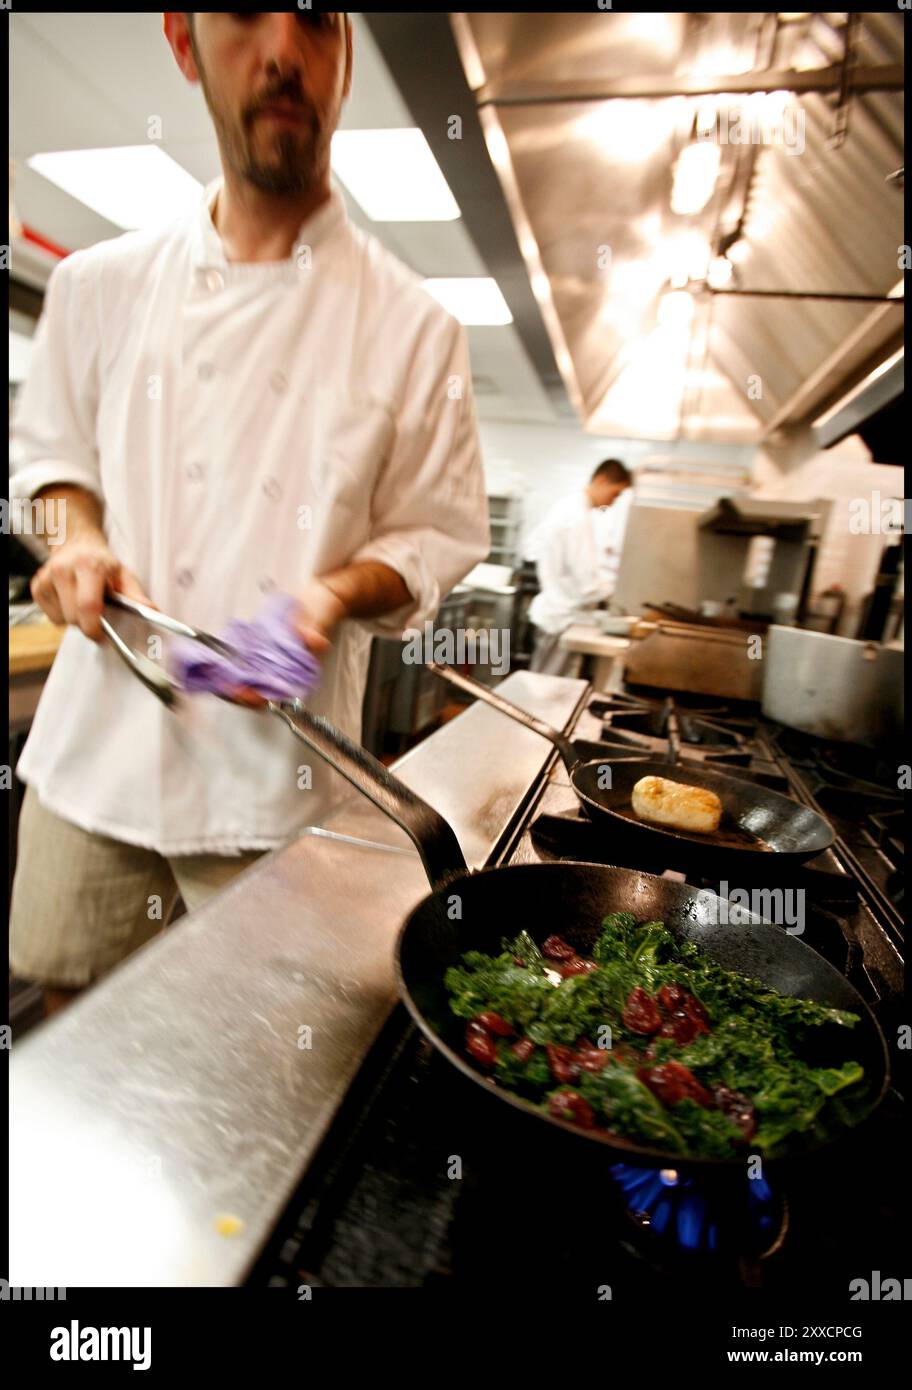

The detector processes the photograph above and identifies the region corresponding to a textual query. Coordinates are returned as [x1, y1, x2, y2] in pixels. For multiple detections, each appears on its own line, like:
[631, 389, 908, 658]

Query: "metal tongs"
[99, 592, 323, 751]
[99, 592, 387, 783]
[100, 592, 238, 710]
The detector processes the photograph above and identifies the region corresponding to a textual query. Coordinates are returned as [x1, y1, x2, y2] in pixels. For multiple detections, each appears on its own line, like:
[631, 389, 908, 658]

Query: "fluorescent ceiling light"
[610, 259, 662, 301]
[331, 128, 460, 221]
[657, 289, 695, 329]
[691, 43, 754, 78]
[707, 254, 734, 288]
[666, 229, 711, 287]
[744, 89, 796, 140]
[671, 141, 721, 214]
[422, 277, 512, 326]
[574, 99, 682, 164]
[27, 146, 203, 231]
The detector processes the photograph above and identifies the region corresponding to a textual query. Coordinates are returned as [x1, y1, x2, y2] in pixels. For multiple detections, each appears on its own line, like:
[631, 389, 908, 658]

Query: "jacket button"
[204, 269, 224, 292]
[262, 476, 282, 500]
[176, 568, 194, 589]
[186, 461, 205, 481]
[269, 370, 288, 394]
[197, 361, 215, 381]
[258, 575, 276, 593]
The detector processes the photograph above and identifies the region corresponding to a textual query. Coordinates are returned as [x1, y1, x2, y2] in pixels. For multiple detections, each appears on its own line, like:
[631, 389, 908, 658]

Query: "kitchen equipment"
[92, 597, 881, 1161]
[772, 592, 800, 627]
[624, 620, 765, 700]
[762, 625, 904, 748]
[268, 700, 887, 1171]
[252, 682, 904, 1290]
[698, 496, 827, 623]
[101, 591, 238, 707]
[643, 600, 764, 632]
[803, 585, 846, 634]
[857, 541, 903, 642]
[429, 663, 833, 873]
[594, 614, 637, 636]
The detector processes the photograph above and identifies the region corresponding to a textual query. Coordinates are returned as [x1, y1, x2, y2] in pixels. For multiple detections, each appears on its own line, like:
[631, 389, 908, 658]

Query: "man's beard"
[192, 53, 326, 195]
[235, 115, 324, 196]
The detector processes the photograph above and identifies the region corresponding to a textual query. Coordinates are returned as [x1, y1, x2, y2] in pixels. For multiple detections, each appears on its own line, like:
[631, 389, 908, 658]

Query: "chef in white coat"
[526, 459, 632, 675]
[8, 12, 489, 1015]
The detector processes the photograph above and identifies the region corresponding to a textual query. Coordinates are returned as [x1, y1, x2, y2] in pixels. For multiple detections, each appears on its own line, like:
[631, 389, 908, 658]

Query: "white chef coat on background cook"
[526, 487, 632, 634]
[9, 177, 490, 853]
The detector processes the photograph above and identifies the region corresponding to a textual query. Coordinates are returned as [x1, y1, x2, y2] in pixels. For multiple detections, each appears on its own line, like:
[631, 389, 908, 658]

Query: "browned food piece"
[637, 1060, 716, 1109]
[631, 775, 723, 834]
[622, 986, 663, 1035]
[554, 956, 600, 978]
[545, 1043, 581, 1085]
[474, 1011, 514, 1036]
[548, 1090, 595, 1129]
[542, 934, 575, 960]
[465, 1021, 497, 1067]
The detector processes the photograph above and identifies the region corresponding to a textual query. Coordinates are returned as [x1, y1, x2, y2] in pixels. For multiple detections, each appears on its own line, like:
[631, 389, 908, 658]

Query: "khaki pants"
[9, 785, 267, 989]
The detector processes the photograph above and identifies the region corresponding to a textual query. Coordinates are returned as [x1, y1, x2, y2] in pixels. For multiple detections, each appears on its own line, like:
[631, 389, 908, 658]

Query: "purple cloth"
[169, 592, 322, 702]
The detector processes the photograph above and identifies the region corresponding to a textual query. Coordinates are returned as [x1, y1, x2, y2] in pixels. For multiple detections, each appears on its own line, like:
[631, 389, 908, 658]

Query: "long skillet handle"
[664, 697, 681, 768]
[269, 699, 468, 891]
[427, 662, 578, 773]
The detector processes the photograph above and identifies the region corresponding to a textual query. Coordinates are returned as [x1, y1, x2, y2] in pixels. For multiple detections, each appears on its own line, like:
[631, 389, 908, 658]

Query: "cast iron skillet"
[427, 664, 835, 874]
[272, 701, 888, 1172]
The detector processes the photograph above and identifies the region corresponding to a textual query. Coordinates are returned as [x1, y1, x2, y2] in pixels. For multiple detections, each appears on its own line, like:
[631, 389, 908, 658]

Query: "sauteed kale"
[444, 913, 867, 1159]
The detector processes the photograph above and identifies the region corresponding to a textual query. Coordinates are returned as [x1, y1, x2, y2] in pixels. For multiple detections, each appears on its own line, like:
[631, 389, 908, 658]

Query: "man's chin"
[241, 135, 318, 194]
[242, 162, 317, 197]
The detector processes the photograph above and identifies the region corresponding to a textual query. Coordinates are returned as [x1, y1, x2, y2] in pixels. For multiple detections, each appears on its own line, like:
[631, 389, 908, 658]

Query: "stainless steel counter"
[9, 671, 587, 1287]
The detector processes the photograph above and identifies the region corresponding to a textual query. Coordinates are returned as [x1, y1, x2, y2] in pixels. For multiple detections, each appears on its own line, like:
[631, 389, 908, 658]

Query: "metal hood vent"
[449, 10, 904, 445]
[812, 350, 904, 461]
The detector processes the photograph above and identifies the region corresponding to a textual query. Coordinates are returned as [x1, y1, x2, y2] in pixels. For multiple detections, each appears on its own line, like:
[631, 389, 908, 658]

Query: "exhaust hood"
[812, 350, 904, 463]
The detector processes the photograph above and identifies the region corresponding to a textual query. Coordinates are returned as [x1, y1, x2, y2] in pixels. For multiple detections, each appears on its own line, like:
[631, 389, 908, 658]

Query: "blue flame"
[609, 1163, 776, 1254]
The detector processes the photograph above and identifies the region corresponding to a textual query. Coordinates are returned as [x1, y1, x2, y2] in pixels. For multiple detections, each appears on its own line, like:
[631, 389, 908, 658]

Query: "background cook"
[525, 458, 632, 675]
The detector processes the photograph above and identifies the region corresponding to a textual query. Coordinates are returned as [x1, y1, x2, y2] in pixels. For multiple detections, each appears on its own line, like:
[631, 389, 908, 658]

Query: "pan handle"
[427, 662, 578, 772]
[269, 699, 468, 890]
[664, 697, 681, 768]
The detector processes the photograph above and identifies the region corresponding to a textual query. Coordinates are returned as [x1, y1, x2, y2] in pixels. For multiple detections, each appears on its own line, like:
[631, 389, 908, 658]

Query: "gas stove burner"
[608, 709, 744, 749]
[772, 728, 902, 796]
[597, 727, 756, 767]
[609, 1163, 787, 1258]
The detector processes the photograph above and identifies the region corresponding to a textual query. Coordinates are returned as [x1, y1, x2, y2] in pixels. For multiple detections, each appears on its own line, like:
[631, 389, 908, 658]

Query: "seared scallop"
[631, 775, 723, 834]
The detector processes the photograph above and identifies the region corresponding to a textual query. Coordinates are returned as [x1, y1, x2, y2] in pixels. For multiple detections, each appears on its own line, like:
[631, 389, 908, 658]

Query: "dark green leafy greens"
[443, 913, 868, 1158]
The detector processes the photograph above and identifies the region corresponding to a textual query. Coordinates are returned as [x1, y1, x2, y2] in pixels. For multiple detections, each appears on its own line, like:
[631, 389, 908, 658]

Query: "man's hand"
[228, 564, 409, 709]
[30, 486, 154, 643]
[227, 577, 347, 708]
[290, 576, 348, 658]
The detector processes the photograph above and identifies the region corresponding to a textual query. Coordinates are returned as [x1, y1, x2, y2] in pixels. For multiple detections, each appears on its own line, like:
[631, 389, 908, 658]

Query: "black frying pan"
[428, 665, 835, 874]
[271, 701, 888, 1172]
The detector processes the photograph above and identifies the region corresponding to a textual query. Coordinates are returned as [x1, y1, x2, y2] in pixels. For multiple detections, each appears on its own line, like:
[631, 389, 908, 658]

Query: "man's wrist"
[316, 576, 349, 628]
[35, 484, 105, 548]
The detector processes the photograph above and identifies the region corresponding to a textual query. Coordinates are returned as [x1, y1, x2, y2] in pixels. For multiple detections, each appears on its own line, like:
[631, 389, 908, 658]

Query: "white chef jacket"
[9, 177, 490, 854]
[526, 488, 632, 634]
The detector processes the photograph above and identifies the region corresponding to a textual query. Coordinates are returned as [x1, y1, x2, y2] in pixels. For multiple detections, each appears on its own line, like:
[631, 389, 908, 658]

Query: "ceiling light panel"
[27, 146, 203, 231]
[422, 277, 512, 325]
[331, 129, 461, 221]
